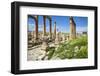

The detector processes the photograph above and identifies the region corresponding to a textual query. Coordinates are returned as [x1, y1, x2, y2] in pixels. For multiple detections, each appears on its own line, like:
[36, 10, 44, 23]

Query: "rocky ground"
[27, 42, 55, 61]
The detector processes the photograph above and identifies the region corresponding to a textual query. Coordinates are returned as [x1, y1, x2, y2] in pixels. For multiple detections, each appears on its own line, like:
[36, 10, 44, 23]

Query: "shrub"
[50, 36, 88, 59]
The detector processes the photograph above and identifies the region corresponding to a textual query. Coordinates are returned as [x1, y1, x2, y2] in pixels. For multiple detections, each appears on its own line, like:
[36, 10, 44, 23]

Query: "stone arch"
[43, 16, 52, 39]
[28, 15, 38, 40]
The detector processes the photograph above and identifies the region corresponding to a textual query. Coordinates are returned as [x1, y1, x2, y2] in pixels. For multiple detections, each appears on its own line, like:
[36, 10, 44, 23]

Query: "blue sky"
[28, 15, 88, 33]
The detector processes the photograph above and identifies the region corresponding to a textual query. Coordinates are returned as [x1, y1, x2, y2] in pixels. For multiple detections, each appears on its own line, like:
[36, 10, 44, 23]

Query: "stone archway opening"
[28, 15, 38, 40]
[43, 16, 52, 39]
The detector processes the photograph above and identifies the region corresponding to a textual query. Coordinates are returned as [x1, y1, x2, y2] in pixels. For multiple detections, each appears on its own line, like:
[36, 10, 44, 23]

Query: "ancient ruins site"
[27, 15, 88, 61]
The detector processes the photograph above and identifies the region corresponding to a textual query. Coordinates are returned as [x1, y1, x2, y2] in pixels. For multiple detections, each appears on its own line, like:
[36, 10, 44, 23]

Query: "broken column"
[70, 16, 76, 40]
[55, 29, 60, 45]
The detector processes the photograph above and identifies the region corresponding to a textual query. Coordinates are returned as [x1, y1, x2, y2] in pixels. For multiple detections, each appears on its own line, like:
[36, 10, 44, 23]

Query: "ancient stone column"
[35, 16, 38, 40]
[55, 31, 60, 45]
[49, 18, 52, 39]
[70, 16, 76, 39]
[54, 22, 56, 39]
[43, 16, 46, 36]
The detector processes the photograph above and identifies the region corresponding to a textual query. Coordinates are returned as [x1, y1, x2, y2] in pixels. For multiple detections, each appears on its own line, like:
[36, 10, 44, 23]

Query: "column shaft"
[35, 16, 38, 39]
[70, 16, 76, 39]
[54, 22, 56, 39]
[49, 19, 52, 39]
[43, 16, 46, 36]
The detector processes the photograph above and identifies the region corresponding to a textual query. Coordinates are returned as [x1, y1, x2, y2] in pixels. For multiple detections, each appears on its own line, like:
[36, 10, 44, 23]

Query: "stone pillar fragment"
[70, 16, 76, 39]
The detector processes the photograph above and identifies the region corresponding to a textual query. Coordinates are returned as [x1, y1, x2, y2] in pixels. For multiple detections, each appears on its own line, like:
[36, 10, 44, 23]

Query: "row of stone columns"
[28, 15, 76, 41]
[28, 15, 52, 40]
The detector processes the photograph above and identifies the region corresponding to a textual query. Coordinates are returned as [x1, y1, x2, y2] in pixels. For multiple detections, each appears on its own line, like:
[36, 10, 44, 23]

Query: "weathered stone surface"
[70, 16, 76, 40]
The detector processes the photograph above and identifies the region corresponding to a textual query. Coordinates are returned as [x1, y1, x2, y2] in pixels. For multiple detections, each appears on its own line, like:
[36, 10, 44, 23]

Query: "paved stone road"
[28, 45, 45, 61]
[27, 42, 55, 61]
